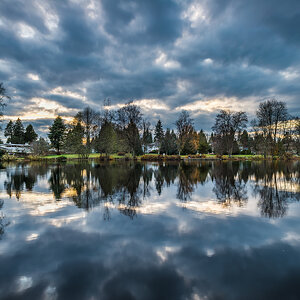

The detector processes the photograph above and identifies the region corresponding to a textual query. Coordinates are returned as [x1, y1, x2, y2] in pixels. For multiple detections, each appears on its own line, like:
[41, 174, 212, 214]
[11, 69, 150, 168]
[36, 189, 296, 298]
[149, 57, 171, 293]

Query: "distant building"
[0, 143, 32, 154]
[145, 143, 159, 153]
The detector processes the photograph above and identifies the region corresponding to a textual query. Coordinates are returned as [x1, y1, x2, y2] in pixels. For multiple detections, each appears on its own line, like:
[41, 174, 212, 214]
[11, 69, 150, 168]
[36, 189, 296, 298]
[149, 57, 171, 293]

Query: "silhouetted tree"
[95, 121, 117, 156]
[154, 119, 164, 154]
[198, 129, 210, 154]
[253, 99, 288, 156]
[117, 103, 143, 157]
[76, 107, 100, 152]
[64, 119, 86, 156]
[11, 118, 25, 144]
[161, 129, 178, 154]
[212, 110, 248, 155]
[176, 111, 195, 155]
[24, 124, 38, 143]
[48, 116, 66, 154]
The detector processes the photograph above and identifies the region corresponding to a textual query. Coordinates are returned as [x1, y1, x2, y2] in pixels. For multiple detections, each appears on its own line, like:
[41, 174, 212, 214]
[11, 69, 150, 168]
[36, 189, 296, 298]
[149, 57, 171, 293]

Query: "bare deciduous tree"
[212, 110, 248, 156]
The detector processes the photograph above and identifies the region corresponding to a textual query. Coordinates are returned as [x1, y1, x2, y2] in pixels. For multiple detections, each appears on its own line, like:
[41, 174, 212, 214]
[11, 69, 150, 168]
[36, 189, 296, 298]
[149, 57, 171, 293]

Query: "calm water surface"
[0, 160, 299, 300]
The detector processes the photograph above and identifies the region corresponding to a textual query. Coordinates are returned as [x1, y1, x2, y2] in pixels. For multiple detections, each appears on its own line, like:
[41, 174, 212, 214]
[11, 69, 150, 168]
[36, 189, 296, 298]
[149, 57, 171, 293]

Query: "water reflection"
[251, 161, 300, 218]
[210, 162, 248, 207]
[2, 161, 300, 219]
[0, 199, 9, 237]
[1, 161, 300, 299]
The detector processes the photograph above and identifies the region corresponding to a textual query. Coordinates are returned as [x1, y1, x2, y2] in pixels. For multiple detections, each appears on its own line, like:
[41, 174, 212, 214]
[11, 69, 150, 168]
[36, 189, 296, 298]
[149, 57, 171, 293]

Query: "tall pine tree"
[154, 119, 164, 154]
[161, 128, 178, 155]
[64, 120, 85, 155]
[48, 116, 66, 153]
[198, 130, 209, 154]
[12, 118, 25, 144]
[24, 124, 38, 143]
[95, 121, 117, 157]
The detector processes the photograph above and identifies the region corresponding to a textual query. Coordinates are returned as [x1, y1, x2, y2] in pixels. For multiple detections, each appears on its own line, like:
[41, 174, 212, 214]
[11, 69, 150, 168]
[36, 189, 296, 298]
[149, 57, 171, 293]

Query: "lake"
[0, 160, 299, 300]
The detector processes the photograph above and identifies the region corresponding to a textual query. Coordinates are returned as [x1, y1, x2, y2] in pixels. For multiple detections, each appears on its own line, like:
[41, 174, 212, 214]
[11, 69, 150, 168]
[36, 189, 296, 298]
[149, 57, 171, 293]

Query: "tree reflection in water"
[177, 162, 210, 202]
[252, 161, 300, 218]
[210, 161, 248, 207]
[2, 160, 300, 219]
[4, 163, 48, 199]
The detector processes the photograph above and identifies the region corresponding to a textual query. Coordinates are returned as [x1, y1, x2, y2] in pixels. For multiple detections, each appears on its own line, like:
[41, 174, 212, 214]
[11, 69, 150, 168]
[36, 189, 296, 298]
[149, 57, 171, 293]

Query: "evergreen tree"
[154, 119, 164, 154]
[161, 129, 178, 155]
[198, 130, 209, 154]
[182, 137, 197, 155]
[24, 124, 38, 143]
[11, 118, 25, 144]
[116, 103, 143, 157]
[48, 116, 66, 153]
[125, 121, 143, 157]
[65, 120, 85, 155]
[142, 121, 152, 153]
[95, 122, 117, 156]
[4, 120, 13, 143]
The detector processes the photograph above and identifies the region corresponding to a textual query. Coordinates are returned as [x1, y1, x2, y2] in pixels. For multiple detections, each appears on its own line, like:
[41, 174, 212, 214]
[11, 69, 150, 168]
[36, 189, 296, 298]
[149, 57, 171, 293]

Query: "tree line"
[46, 99, 299, 157]
[0, 82, 299, 157]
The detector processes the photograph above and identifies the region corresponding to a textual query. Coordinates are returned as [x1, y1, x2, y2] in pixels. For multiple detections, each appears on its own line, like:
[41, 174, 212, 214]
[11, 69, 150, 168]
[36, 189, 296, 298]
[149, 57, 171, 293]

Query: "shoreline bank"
[1, 153, 299, 162]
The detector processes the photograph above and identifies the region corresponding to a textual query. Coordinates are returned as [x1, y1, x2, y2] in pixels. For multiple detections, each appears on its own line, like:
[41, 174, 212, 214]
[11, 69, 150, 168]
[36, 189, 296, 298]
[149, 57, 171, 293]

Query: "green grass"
[2, 153, 297, 162]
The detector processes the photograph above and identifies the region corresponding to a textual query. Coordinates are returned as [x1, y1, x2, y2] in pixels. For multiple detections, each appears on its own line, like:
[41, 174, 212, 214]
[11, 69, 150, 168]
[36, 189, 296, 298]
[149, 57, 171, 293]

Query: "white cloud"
[27, 73, 40, 81]
[155, 51, 180, 69]
[18, 23, 36, 39]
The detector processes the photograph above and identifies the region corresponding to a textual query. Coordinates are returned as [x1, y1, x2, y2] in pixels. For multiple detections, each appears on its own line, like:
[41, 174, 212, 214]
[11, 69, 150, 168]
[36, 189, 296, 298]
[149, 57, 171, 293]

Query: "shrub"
[1, 153, 16, 161]
[117, 152, 126, 156]
[140, 154, 181, 161]
[149, 150, 158, 154]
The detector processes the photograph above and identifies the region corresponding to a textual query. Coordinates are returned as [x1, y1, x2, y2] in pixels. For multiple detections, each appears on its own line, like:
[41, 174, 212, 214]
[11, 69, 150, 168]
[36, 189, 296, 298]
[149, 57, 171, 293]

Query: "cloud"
[0, 0, 299, 135]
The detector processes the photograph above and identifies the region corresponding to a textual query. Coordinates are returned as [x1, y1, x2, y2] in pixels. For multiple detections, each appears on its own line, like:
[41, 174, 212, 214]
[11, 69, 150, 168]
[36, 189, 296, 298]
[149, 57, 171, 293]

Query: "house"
[0, 143, 32, 154]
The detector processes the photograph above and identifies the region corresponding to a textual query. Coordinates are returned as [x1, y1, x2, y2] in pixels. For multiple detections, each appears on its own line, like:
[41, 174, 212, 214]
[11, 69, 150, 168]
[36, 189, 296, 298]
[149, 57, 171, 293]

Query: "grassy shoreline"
[1, 153, 299, 162]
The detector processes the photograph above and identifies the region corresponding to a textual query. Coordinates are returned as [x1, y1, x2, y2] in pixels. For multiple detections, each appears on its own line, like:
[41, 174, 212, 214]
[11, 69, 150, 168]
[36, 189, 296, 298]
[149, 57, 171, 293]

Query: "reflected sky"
[0, 161, 300, 299]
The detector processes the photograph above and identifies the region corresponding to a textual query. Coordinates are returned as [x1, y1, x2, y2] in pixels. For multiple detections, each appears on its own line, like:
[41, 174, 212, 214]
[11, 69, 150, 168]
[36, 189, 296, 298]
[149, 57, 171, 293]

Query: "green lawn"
[2, 153, 297, 162]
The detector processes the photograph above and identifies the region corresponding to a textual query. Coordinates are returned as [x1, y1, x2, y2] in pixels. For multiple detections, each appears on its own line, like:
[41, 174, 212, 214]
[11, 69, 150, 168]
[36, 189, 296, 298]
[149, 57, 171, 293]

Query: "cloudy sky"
[0, 0, 300, 135]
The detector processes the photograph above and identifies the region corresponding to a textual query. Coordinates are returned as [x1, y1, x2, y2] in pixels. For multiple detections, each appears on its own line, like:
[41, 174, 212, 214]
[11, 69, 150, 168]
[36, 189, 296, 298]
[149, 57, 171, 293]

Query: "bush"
[149, 150, 158, 154]
[240, 149, 252, 155]
[117, 152, 126, 156]
[1, 153, 16, 161]
[140, 154, 181, 161]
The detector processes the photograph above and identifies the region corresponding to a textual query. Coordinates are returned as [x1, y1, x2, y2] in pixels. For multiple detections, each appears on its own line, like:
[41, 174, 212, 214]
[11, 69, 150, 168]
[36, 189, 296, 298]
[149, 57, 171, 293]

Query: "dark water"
[0, 160, 300, 300]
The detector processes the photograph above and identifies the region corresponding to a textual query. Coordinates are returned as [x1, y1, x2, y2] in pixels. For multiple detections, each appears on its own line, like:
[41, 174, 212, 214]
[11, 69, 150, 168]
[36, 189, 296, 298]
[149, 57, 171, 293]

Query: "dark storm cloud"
[101, 0, 183, 45]
[0, 0, 299, 134]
